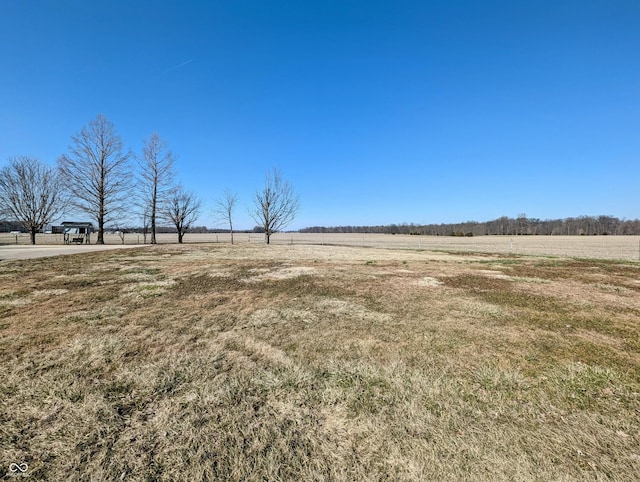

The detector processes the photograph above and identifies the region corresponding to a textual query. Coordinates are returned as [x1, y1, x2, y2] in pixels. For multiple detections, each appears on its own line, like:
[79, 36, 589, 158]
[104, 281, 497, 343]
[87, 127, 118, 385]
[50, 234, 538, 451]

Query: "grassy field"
[1, 243, 639, 480]
[2, 232, 640, 261]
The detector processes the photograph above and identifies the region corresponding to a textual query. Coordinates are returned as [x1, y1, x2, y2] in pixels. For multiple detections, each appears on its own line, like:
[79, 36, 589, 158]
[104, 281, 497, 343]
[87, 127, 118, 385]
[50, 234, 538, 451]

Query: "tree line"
[0, 114, 299, 245]
[301, 214, 640, 236]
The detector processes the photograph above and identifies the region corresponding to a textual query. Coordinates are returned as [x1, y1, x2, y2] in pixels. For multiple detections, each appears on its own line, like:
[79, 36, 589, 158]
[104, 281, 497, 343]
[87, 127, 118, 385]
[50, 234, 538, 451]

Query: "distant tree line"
[0, 220, 24, 232]
[300, 214, 640, 236]
[102, 226, 261, 235]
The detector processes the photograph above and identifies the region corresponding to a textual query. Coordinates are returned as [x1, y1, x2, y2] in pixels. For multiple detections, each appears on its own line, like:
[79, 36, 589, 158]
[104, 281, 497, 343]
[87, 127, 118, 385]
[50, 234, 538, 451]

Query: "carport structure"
[53, 222, 94, 244]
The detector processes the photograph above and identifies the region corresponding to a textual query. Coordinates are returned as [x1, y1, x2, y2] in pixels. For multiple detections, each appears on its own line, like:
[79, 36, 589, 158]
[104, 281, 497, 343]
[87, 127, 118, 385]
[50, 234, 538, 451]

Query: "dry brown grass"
[1, 244, 639, 480]
[3, 233, 640, 262]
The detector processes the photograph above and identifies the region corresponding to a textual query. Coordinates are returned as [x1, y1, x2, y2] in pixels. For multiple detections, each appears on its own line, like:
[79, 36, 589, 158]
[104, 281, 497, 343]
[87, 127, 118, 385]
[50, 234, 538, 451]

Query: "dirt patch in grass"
[2, 244, 639, 480]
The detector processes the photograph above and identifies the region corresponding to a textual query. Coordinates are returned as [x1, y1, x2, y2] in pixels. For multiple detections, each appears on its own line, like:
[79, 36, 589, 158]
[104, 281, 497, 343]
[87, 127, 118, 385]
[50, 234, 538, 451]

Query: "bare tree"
[58, 114, 132, 244]
[250, 168, 299, 244]
[161, 187, 202, 243]
[0, 156, 66, 244]
[517, 213, 529, 235]
[213, 189, 239, 244]
[106, 224, 128, 244]
[138, 133, 175, 244]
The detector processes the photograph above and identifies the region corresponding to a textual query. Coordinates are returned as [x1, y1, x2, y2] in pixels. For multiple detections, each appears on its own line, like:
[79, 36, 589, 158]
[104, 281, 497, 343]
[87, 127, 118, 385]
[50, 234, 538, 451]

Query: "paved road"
[0, 244, 146, 261]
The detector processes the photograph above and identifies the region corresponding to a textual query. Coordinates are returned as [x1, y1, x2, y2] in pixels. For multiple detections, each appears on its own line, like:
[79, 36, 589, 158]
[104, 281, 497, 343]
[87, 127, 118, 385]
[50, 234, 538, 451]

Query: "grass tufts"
[1, 244, 639, 480]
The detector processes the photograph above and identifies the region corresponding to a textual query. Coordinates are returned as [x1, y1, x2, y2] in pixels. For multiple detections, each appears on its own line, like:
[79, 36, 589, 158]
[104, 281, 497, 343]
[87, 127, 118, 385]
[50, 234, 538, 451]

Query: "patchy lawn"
[1, 244, 639, 480]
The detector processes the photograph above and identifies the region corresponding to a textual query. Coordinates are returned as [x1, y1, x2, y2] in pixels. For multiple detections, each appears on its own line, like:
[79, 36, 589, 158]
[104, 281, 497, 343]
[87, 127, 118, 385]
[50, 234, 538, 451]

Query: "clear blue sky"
[1, 0, 638, 230]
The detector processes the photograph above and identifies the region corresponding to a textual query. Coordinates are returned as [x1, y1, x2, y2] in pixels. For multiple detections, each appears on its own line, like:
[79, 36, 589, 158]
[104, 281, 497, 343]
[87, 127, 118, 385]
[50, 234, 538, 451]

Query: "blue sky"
[1, 1, 638, 230]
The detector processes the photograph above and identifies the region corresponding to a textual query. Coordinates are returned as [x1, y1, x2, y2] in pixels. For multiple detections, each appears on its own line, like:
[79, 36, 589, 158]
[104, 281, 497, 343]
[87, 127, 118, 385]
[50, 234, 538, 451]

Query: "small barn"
[53, 222, 94, 244]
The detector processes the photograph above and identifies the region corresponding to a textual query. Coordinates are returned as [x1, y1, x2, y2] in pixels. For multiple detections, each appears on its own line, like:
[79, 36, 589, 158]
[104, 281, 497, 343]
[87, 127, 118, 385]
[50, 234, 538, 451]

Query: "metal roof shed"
[56, 222, 94, 244]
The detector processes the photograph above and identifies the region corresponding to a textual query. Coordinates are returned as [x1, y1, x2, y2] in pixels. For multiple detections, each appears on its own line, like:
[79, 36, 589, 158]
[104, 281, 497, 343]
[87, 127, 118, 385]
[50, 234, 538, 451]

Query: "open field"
[2, 232, 640, 261]
[1, 243, 640, 480]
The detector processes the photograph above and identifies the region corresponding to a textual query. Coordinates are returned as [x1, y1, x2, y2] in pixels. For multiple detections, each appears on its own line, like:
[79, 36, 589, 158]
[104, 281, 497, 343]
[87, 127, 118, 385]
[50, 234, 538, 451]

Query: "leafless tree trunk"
[213, 189, 238, 244]
[58, 114, 132, 244]
[250, 168, 299, 244]
[161, 187, 202, 244]
[142, 209, 150, 244]
[115, 229, 126, 244]
[0, 157, 66, 245]
[138, 133, 175, 244]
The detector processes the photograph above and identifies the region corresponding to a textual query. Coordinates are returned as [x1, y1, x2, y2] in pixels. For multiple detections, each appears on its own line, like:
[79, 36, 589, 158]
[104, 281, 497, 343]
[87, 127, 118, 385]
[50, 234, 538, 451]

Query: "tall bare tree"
[58, 114, 132, 244]
[161, 186, 202, 243]
[138, 133, 175, 244]
[213, 189, 239, 244]
[250, 168, 299, 244]
[0, 156, 66, 245]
